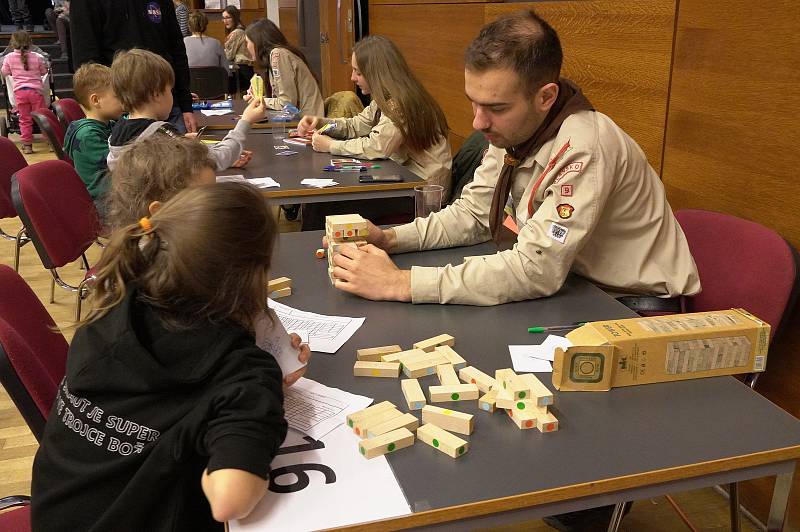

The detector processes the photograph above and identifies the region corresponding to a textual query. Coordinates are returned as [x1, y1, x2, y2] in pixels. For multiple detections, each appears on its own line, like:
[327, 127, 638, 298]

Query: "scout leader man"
[328, 9, 701, 310]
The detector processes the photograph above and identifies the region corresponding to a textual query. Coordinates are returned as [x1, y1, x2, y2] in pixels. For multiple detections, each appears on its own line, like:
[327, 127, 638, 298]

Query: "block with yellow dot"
[358, 427, 414, 459]
[417, 423, 469, 459]
[353, 360, 401, 378]
[421, 405, 474, 435]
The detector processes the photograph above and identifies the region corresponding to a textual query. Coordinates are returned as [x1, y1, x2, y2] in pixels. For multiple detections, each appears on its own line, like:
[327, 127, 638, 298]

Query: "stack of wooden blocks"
[324, 214, 368, 284]
[349, 334, 559, 460]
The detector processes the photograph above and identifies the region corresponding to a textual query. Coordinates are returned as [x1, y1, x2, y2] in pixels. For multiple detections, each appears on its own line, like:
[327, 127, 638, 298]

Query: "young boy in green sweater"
[63, 63, 124, 219]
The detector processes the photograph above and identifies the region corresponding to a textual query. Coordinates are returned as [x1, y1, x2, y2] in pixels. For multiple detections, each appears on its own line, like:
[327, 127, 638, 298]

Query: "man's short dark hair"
[464, 10, 562, 94]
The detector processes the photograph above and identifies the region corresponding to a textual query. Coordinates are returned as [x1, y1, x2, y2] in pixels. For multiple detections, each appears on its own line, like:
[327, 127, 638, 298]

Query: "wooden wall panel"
[486, 1, 675, 171]
[662, 1, 800, 525]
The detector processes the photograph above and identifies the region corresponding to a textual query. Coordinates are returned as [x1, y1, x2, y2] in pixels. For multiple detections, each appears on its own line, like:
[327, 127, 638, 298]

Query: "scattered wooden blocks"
[519, 373, 554, 406]
[267, 277, 292, 292]
[495, 368, 530, 401]
[413, 333, 455, 352]
[358, 427, 414, 459]
[417, 423, 469, 458]
[478, 389, 498, 413]
[366, 412, 420, 438]
[459, 366, 496, 393]
[346, 401, 395, 430]
[494, 386, 518, 410]
[353, 407, 403, 437]
[436, 363, 460, 385]
[421, 405, 474, 435]
[429, 383, 479, 403]
[401, 379, 426, 411]
[353, 361, 401, 378]
[434, 345, 466, 370]
[356, 345, 402, 362]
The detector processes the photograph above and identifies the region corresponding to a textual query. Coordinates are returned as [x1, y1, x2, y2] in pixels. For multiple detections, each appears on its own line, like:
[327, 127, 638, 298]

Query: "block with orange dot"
[506, 406, 538, 430]
[353, 407, 403, 437]
[325, 214, 369, 241]
[358, 427, 414, 459]
[421, 405, 474, 435]
[417, 423, 469, 459]
[315, 248, 325, 258]
[536, 412, 559, 433]
[458, 366, 496, 393]
[353, 360, 401, 378]
[428, 383, 479, 403]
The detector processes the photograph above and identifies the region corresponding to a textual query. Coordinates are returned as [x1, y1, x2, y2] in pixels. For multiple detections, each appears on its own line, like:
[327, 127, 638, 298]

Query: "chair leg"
[14, 226, 28, 272]
[81, 253, 90, 271]
[606, 502, 626, 532]
[729, 482, 742, 532]
[50, 275, 55, 303]
[75, 274, 95, 322]
[0, 226, 16, 241]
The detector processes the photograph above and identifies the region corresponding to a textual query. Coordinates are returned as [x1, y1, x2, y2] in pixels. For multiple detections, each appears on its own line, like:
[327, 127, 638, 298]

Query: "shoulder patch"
[556, 203, 574, 219]
[554, 161, 584, 184]
[549, 222, 568, 244]
[560, 184, 573, 197]
[145, 2, 162, 23]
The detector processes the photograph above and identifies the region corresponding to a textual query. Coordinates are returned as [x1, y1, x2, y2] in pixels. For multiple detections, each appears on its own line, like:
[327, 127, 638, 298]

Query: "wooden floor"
[0, 134, 762, 530]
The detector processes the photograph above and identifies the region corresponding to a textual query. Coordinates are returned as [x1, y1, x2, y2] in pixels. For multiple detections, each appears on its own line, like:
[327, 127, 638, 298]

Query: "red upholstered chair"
[674, 209, 800, 530]
[52, 98, 85, 131]
[0, 264, 69, 441]
[0, 496, 32, 532]
[0, 137, 31, 271]
[11, 160, 100, 320]
[31, 109, 71, 164]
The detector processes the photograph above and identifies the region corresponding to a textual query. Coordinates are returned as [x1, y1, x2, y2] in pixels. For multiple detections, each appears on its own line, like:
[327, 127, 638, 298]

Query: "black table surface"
[270, 231, 800, 514]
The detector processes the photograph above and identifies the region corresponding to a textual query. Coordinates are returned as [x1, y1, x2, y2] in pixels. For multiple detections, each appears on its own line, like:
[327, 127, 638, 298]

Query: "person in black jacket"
[31, 183, 288, 531]
[69, 0, 198, 132]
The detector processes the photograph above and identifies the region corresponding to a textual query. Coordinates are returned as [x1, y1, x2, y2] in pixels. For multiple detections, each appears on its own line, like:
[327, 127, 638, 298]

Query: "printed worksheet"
[284, 378, 372, 440]
[268, 299, 365, 353]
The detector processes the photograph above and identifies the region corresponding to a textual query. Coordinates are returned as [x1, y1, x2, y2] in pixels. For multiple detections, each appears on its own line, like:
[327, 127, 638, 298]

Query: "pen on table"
[527, 322, 586, 334]
[323, 166, 368, 172]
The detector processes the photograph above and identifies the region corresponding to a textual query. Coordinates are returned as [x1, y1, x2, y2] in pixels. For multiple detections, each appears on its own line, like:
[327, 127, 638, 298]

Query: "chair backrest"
[11, 160, 100, 269]
[52, 98, 86, 131]
[449, 130, 489, 204]
[0, 264, 69, 441]
[190, 66, 229, 100]
[0, 137, 27, 219]
[31, 108, 71, 164]
[676, 209, 800, 339]
[0, 503, 31, 532]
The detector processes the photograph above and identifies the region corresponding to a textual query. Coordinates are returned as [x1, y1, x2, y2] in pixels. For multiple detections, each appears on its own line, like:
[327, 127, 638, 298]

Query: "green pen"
[527, 322, 586, 334]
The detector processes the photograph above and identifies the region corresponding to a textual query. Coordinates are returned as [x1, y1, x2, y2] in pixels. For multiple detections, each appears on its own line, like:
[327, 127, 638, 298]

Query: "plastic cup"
[273, 123, 287, 141]
[414, 184, 444, 218]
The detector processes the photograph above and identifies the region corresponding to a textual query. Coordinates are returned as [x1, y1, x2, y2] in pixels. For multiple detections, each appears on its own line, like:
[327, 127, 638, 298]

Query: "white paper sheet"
[231, 424, 411, 532]
[215, 174, 246, 183]
[283, 378, 372, 440]
[509, 348, 554, 373]
[268, 299, 365, 353]
[300, 178, 338, 188]
[249, 177, 281, 188]
[254, 310, 306, 376]
[200, 109, 232, 116]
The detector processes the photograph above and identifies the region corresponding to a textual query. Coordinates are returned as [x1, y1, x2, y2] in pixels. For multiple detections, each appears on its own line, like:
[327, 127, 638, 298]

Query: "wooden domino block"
[416, 423, 469, 458]
[331, 240, 367, 253]
[434, 345, 467, 370]
[479, 389, 498, 413]
[429, 383, 479, 403]
[537, 412, 559, 433]
[506, 406, 538, 430]
[327, 267, 336, 285]
[346, 401, 395, 429]
[396, 348, 431, 364]
[366, 412, 420, 438]
[353, 407, 403, 437]
[519, 373, 554, 406]
[459, 366, 496, 393]
[495, 368, 530, 401]
[421, 405, 474, 435]
[401, 379, 426, 410]
[381, 351, 406, 364]
[494, 386, 518, 410]
[267, 277, 292, 292]
[326, 214, 369, 240]
[356, 345, 402, 362]
[353, 361, 401, 378]
[358, 427, 414, 459]
[505, 398, 549, 416]
[269, 287, 291, 299]
[413, 334, 455, 352]
[402, 352, 448, 378]
[436, 363, 460, 385]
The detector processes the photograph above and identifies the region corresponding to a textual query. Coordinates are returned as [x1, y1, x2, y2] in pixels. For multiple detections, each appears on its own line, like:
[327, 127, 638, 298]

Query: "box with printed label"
[552, 309, 770, 391]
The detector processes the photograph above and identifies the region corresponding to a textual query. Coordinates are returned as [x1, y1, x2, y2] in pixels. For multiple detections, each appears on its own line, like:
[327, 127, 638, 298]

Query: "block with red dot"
[458, 365, 496, 393]
[325, 214, 369, 241]
[352, 407, 403, 438]
[506, 407, 538, 430]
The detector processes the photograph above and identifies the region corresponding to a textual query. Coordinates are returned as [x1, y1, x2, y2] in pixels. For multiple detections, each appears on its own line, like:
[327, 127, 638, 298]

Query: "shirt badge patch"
[272, 67, 281, 79]
[557, 203, 574, 219]
[549, 222, 568, 244]
[146, 2, 162, 23]
[560, 184, 573, 197]
[554, 161, 584, 183]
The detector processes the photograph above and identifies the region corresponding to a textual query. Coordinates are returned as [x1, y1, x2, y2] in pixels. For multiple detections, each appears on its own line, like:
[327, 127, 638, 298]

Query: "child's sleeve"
[0, 55, 11, 77]
[207, 119, 251, 170]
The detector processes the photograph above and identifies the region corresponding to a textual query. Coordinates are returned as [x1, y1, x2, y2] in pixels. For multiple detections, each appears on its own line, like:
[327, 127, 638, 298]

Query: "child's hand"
[283, 333, 311, 388]
[241, 97, 266, 124]
[297, 115, 321, 136]
[184, 132, 199, 139]
[243, 88, 253, 103]
[311, 132, 333, 152]
[231, 150, 253, 168]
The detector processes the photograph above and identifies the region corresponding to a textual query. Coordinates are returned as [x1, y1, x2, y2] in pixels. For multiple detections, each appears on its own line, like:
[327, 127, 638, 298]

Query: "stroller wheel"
[0, 116, 8, 137]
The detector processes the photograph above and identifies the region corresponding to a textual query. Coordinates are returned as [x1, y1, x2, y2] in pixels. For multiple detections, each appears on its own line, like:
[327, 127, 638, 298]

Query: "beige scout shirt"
[223, 28, 252, 66]
[265, 48, 324, 117]
[327, 100, 453, 198]
[392, 110, 701, 305]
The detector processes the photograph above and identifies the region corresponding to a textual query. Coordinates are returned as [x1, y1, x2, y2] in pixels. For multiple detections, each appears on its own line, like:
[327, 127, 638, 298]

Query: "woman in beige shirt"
[222, 5, 253, 94]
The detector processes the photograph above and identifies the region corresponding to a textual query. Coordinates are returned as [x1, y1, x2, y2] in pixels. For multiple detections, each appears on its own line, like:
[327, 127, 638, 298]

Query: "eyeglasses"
[222, 15, 232, 19]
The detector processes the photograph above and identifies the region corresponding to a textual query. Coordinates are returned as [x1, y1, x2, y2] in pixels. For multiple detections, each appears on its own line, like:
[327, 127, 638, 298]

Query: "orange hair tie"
[139, 217, 152, 232]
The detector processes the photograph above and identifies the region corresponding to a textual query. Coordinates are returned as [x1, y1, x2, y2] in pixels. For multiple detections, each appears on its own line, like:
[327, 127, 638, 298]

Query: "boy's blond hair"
[73, 63, 112, 108]
[111, 49, 175, 112]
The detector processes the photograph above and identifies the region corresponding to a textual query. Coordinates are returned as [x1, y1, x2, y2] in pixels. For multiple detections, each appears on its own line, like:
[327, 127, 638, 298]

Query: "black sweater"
[70, 0, 193, 113]
[31, 290, 287, 531]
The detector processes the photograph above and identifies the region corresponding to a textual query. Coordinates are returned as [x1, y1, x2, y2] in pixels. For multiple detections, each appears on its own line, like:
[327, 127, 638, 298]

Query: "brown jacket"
[265, 48, 324, 117]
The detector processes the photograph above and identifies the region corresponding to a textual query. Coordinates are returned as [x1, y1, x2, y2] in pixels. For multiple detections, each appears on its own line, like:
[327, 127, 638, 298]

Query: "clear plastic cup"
[414, 184, 444, 218]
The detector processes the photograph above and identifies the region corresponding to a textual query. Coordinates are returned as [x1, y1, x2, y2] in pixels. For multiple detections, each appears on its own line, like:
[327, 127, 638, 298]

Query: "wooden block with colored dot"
[401, 378, 426, 411]
[353, 361, 401, 378]
[401, 352, 448, 378]
[506, 406, 538, 430]
[505, 398, 549, 416]
[413, 333, 455, 352]
[434, 345, 466, 370]
[357, 344, 402, 362]
[353, 407, 403, 437]
[429, 383, 479, 403]
[421, 405, 474, 435]
[346, 401, 395, 430]
[537, 411, 559, 433]
[393, 348, 427, 364]
[436, 363, 460, 386]
[358, 427, 414, 459]
[416, 423, 469, 458]
[325, 214, 369, 240]
[315, 248, 325, 258]
[269, 287, 291, 299]
[495, 368, 530, 401]
[459, 366, 496, 393]
[519, 373, 554, 407]
[494, 386, 518, 410]
[366, 412, 419, 439]
[267, 277, 292, 292]
[478, 389, 498, 413]
[331, 240, 367, 253]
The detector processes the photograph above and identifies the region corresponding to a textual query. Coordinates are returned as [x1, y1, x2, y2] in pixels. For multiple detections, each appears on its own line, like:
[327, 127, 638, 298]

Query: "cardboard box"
[552, 309, 770, 391]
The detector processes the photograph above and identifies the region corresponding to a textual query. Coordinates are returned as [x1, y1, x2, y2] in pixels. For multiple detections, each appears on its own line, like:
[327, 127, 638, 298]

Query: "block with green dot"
[358, 427, 415, 459]
[417, 423, 469, 459]
[519, 373, 555, 407]
[428, 383, 479, 403]
[346, 401, 395, 431]
[495, 368, 530, 401]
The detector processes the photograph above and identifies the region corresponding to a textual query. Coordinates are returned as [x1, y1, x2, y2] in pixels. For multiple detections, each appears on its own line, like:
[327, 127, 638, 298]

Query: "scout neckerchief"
[489, 79, 594, 248]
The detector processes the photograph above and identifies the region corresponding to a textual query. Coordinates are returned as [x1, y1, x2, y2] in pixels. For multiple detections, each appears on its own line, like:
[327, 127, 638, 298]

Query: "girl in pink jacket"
[1, 31, 47, 153]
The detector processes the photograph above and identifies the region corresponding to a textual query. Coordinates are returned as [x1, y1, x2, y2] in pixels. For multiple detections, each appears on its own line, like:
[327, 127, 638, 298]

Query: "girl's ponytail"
[9, 30, 32, 71]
